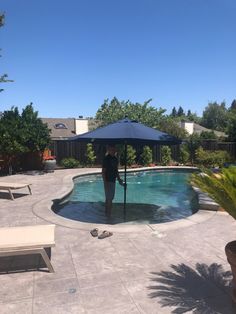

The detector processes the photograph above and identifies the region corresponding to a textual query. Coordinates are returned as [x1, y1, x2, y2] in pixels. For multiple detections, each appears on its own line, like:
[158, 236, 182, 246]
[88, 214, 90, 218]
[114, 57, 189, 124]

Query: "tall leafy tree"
[201, 102, 228, 132]
[177, 106, 184, 117]
[226, 99, 236, 141]
[187, 111, 201, 123]
[187, 109, 192, 117]
[171, 107, 177, 117]
[227, 113, 236, 141]
[0, 107, 25, 173]
[0, 104, 51, 173]
[0, 108, 25, 165]
[20, 104, 51, 152]
[230, 99, 236, 111]
[96, 97, 166, 128]
[158, 117, 188, 139]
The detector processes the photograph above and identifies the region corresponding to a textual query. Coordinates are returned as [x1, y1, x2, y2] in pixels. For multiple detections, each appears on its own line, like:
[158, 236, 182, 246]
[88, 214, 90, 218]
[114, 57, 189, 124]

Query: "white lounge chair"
[0, 224, 55, 273]
[0, 182, 32, 200]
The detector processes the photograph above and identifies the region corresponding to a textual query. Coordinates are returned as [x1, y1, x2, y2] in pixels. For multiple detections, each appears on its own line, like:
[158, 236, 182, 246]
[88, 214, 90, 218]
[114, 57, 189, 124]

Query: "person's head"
[107, 145, 117, 156]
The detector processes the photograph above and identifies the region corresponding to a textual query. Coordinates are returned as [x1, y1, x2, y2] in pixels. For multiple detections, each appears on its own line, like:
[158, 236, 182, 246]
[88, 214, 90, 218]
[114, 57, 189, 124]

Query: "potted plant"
[191, 166, 236, 302]
[42, 149, 56, 172]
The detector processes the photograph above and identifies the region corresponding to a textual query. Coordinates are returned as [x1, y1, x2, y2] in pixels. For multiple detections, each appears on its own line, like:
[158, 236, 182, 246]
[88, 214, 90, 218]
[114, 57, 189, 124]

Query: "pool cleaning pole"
[124, 142, 127, 218]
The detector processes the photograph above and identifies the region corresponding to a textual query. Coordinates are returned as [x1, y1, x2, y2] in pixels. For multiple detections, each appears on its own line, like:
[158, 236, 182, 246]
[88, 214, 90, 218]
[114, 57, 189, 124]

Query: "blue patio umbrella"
[72, 118, 181, 216]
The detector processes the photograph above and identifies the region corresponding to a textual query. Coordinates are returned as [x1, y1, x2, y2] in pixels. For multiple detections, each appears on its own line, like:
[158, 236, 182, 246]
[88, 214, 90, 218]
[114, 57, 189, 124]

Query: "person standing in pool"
[102, 145, 125, 218]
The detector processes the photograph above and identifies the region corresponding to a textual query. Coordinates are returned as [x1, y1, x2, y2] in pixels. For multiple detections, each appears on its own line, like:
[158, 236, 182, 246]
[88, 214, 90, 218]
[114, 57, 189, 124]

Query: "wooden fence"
[50, 141, 180, 165]
[50, 140, 236, 166]
[200, 140, 236, 158]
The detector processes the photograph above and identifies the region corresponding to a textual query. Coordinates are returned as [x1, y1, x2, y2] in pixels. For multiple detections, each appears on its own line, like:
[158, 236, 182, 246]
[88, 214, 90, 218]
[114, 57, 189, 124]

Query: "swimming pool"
[54, 169, 199, 225]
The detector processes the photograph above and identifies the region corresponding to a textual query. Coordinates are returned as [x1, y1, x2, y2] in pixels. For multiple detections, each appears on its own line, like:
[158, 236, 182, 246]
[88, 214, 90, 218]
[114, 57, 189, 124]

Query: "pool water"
[54, 170, 199, 225]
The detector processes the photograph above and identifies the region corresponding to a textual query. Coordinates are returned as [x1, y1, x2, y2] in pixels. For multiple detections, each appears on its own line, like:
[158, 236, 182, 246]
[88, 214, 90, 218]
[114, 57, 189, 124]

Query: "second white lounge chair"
[0, 182, 32, 200]
[0, 224, 55, 273]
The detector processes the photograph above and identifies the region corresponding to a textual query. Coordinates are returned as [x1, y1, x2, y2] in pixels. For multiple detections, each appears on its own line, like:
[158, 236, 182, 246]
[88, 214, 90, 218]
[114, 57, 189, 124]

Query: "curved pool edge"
[32, 166, 217, 233]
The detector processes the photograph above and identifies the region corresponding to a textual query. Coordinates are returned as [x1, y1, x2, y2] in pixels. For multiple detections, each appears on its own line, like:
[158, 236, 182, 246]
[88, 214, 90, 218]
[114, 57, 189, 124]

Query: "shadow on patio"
[148, 263, 235, 313]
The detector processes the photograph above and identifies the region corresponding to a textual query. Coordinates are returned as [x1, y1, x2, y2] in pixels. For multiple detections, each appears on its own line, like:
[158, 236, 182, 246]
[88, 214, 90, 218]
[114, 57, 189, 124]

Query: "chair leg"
[28, 185, 32, 195]
[8, 188, 14, 200]
[40, 249, 55, 273]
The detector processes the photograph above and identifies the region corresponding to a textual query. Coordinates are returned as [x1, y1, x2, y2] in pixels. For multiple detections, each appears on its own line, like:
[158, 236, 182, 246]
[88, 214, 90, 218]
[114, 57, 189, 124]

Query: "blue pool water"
[54, 170, 199, 225]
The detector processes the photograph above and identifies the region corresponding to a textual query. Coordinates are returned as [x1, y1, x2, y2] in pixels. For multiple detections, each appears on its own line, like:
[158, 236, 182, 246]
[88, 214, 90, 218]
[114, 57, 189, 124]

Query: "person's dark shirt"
[102, 154, 118, 182]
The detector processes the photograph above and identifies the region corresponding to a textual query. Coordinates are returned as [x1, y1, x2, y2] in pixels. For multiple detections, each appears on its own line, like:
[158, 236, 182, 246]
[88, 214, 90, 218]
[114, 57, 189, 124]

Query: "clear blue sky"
[1, 0, 236, 118]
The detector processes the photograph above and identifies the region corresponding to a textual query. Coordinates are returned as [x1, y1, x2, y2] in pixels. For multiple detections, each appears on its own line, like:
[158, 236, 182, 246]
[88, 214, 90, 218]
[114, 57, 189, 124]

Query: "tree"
[171, 107, 177, 117]
[186, 111, 201, 123]
[95, 97, 188, 140]
[0, 14, 13, 92]
[230, 99, 236, 111]
[0, 104, 51, 173]
[227, 113, 236, 141]
[201, 102, 228, 132]
[95, 97, 166, 128]
[177, 106, 184, 117]
[0, 107, 25, 173]
[158, 117, 188, 139]
[20, 104, 51, 152]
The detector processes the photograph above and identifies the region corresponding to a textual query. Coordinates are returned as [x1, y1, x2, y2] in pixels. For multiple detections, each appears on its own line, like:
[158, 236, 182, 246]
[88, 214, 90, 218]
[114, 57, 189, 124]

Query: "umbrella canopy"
[72, 118, 181, 145]
[71, 118, 182, 217]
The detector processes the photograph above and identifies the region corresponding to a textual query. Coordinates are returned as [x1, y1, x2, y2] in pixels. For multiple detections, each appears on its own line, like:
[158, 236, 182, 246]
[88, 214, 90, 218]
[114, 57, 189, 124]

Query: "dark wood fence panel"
[201, 140, 236, 158]
[50, 140, 236, 166]
[50, 141, 182, 165]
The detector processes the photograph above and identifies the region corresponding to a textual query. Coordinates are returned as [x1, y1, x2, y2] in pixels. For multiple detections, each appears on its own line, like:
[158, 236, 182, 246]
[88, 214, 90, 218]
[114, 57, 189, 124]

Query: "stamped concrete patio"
[0, 168, 236, 313]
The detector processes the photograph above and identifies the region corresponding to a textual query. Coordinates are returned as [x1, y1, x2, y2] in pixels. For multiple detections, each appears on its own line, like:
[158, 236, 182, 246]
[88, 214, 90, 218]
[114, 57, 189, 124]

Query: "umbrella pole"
[124, 142, 127, 219]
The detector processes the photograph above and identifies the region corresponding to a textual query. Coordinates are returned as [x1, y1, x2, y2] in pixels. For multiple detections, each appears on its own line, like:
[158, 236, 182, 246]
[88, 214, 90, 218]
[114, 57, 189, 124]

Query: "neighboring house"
[179, 121, 226, 138]
[41, 117, 89, 140]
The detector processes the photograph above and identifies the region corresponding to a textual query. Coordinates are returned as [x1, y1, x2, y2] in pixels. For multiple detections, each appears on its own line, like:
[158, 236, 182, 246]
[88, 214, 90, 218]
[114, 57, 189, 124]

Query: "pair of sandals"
[90, 228, 113, 239]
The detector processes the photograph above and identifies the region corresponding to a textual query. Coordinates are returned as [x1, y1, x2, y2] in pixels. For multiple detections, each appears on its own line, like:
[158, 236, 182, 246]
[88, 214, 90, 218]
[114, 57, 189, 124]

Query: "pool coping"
[32, 166, 219, 233]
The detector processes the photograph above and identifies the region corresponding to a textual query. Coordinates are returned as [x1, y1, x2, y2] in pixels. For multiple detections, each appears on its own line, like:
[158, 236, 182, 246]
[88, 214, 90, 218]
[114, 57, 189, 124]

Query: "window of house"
[54, 123, 67, 129]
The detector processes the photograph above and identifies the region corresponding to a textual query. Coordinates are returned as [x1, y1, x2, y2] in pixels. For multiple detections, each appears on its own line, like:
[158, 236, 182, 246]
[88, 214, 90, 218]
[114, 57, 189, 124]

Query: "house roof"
[193, 123, 226, 137]
[178, 121, 226, 138]
[41, 118, 76, 139]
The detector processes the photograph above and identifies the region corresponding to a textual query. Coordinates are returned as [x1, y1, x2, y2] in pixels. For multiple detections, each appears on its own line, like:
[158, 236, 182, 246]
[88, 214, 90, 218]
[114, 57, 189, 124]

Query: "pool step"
[192, 186, 219, 211]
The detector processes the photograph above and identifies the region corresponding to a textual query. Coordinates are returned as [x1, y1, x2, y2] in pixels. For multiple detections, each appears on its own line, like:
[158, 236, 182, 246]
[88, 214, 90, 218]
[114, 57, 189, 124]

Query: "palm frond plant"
[191, 166, 236, 302]
[191, 167, 236, 219]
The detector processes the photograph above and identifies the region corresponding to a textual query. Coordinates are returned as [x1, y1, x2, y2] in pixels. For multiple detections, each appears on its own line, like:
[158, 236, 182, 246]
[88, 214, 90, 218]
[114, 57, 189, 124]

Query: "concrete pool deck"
[0, 167, 236, 313]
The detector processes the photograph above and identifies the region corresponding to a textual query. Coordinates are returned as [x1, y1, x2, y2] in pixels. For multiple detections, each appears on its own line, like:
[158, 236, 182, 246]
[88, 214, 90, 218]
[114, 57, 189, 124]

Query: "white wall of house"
[75, 118, 89, 135]
[181, 121, 194, 135]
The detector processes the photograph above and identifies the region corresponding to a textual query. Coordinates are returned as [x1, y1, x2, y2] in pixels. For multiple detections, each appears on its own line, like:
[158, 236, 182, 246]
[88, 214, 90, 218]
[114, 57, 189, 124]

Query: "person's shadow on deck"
[148, 263, 235, 313]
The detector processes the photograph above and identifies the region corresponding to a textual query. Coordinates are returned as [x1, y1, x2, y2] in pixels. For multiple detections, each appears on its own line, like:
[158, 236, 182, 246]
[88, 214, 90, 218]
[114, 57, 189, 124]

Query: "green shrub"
[161, 146, 172, 166]
[186, 133, 201, 164]
[141, 146, 153, 166]
[85, 143, 96, 166]
[179, 145, 190, 164]
[120, 145, 136, 167]
[195, 147, 231, 168]
[60, 157, 79, 168]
